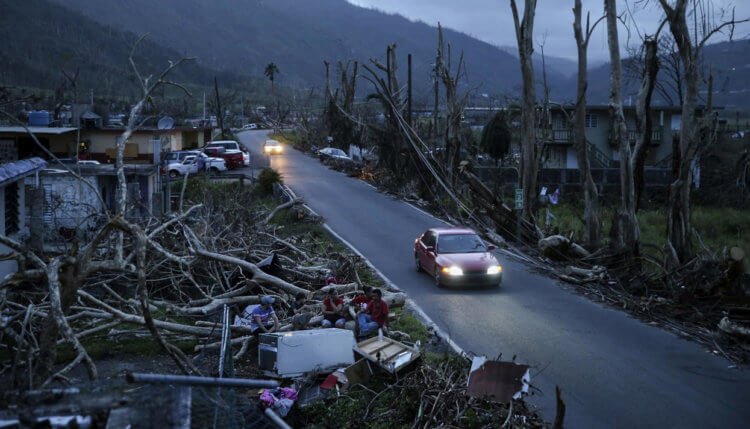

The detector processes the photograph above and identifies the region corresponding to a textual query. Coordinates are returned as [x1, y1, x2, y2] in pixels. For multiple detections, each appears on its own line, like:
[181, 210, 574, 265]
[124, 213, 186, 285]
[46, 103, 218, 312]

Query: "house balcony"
[609, 127, 663, 147]
[536, 128, 574, 144]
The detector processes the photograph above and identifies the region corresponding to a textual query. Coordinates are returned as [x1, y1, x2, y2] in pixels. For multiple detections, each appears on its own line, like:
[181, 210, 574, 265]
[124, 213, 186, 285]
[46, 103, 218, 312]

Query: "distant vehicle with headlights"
[264, 139, 283, 155]
[414, 227, 502, 288]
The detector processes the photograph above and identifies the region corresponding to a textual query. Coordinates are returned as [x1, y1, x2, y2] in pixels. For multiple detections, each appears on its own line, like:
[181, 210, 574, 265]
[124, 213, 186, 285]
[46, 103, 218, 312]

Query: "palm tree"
[264, 63, 279, 94]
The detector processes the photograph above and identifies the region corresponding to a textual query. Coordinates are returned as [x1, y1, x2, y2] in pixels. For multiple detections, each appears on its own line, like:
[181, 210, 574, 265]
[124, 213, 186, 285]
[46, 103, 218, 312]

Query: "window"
[585, 113, 598, 128]
[4, 182, 19, 235]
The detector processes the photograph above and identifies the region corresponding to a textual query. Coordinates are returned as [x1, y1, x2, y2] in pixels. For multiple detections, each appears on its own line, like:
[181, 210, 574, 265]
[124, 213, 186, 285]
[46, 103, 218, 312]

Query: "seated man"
[358, 288, 389, 337]
[290, 292, 314, 330]
[322, 289, 347, 329]
[235, 295, 280, 334]
[349, 286, 372, 311]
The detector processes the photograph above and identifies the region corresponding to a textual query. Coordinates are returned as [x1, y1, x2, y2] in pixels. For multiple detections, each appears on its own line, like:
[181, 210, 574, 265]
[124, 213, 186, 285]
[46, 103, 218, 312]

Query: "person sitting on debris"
[349, 286, 373, 311]
[322, 289, 347, 329]
[290, 292, 314, 330]
[235, 296, 280, 333]
[358, 288, 389, 337]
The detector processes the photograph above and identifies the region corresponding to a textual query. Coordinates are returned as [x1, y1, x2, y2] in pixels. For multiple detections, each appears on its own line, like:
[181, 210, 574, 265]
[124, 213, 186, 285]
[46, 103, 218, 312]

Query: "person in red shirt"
[358, 288, 389, 337]
[349, 286, 372, 311]
[322, 289, 346, 328]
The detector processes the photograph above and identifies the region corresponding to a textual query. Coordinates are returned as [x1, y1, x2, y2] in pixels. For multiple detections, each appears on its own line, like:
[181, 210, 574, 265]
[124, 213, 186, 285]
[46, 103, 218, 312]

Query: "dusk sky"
[347, 0, 750, 63]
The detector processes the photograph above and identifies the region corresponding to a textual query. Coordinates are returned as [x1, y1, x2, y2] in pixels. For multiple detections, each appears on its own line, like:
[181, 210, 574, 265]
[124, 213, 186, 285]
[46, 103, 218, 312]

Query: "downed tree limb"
[79, 290, 229, 336]
[320, 282, 359, 295]
[262, 198, 302, 225]
[43, 257, 97, 385]
[195, 249, 310, 296]
[259, 231, 311, 261]
[718, 317, 750, 338]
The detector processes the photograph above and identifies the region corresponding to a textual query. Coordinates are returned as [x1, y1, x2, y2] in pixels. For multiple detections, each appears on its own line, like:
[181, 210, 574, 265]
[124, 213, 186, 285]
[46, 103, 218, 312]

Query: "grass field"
[548, 203, 750, 257]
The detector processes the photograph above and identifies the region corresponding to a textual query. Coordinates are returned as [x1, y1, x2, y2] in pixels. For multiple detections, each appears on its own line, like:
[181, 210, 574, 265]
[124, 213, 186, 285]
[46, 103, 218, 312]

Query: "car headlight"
[441, 266, 463, 276]
[487, 265, 503, 275]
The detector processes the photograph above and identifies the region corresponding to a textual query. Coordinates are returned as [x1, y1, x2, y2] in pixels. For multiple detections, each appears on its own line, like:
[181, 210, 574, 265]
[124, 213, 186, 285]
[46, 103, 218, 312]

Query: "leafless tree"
[572, 0, 604, 249]
[606, 0, 641, 253]
[510, 0, 541, 224]
[436, 24, 469, 188]
[656, 0, 747, 263]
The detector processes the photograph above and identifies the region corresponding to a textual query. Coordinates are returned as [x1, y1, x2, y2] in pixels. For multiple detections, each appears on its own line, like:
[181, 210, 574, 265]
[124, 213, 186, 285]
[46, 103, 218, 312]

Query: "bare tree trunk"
[437, 24, 466, 188]
[572, 0, 602, 249]
[634, 37, 659, 211]
[511, 0, 540, 224]
[606, 0, 639, 253]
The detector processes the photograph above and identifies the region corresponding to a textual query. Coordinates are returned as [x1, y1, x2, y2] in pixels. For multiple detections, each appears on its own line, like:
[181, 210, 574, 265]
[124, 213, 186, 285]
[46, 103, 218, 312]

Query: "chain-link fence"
[186, 305, 277, 429]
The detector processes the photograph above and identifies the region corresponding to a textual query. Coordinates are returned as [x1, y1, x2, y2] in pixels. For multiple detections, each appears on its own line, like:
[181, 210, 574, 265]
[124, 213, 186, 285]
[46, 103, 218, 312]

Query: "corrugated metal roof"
[0, 157, 47, 186]
[0, 126, 77, 135]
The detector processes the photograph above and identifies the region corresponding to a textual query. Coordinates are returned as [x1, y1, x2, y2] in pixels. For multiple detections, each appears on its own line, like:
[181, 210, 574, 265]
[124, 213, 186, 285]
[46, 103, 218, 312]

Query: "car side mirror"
[487, 244, 496, 251]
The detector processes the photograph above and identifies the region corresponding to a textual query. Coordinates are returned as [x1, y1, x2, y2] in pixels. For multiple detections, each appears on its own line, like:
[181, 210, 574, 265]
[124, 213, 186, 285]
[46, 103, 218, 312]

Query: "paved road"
[239, 131, 750, 428]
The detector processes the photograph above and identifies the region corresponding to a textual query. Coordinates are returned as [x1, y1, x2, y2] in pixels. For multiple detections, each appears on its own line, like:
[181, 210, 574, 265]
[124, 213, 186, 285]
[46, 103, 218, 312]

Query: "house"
[0, 157, 47, 279]
[46, 126, 212, 164]
[0, 126, 78, 162]
[541, 105, 685, 169]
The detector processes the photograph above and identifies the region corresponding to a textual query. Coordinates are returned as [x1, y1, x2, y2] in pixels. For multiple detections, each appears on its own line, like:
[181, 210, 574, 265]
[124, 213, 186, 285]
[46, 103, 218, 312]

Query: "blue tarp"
[0, 157, 47, 186]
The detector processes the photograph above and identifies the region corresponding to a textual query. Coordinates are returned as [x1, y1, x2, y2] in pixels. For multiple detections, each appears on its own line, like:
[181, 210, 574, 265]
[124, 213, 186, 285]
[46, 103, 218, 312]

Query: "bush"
[257, 168, 283, 195]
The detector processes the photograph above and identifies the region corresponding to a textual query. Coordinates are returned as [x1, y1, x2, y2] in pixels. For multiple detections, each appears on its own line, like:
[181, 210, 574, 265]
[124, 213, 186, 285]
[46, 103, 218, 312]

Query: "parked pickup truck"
[164, 150, 227, 173]
[165, 156, 200, 178]
[205, 140, 251, 167]
[203, 147, 244, 169]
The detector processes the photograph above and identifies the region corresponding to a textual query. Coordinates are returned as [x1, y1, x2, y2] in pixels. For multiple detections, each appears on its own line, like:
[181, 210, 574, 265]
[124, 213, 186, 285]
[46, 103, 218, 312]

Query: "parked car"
[414, 227, 502, 288]
[263, 139, 284, 155]
[203, 147, 243, 169]
[205, 140, 251, 166]
[166, 156, 201, 178]
[196, 152, 227, 173]
[318, 147, 351, 163]
[165, 150, 227, 173]
[243, 123, 258, 130]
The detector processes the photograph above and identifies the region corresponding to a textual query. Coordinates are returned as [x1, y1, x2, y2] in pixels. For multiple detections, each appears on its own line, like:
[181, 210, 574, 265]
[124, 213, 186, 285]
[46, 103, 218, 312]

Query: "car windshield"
[437, 234, 487, 254]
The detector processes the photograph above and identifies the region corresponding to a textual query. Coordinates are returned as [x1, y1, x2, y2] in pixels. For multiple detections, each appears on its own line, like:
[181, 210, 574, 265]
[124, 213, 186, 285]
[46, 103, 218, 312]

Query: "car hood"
[435, 252, 499, 270]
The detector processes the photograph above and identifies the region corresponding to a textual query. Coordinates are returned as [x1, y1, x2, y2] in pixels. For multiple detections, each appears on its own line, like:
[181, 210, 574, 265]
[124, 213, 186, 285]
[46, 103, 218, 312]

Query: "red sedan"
[414, 227, 503, 288]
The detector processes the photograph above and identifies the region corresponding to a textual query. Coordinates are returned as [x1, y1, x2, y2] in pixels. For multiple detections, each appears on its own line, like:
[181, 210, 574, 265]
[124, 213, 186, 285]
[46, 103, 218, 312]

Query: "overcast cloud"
[347, 0, 750, 63]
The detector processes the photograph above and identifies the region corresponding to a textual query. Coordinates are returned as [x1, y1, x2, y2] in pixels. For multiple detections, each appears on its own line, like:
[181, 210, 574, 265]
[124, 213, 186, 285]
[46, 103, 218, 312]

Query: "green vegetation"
[549, 203, 750, 256]
[257, 168, 283, 195]
[389, 311, 430, 345]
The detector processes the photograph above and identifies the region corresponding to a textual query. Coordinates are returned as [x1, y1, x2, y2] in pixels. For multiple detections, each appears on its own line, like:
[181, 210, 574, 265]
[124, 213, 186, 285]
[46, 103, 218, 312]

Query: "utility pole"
[202, 92, 206, 120]
[407, 53, 413, 128]
[214, 77, 224, 139]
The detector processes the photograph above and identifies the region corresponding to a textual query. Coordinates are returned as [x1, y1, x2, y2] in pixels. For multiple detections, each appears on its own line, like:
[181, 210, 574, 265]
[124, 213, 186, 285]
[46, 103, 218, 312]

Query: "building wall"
[34, 173, 103, 237]
[0, 181, 26, 280]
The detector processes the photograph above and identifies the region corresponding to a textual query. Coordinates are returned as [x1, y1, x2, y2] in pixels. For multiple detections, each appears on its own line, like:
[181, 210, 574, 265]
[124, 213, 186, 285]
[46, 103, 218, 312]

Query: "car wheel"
[169, 170, 179, 179]
[434, 268, 444, 288]
[414, 254, 422, 272]
[209, 167, 219, 174]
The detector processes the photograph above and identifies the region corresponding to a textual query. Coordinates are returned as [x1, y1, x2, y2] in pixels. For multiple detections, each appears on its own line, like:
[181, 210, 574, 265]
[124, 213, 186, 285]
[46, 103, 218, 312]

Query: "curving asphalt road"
[239, 130, 750, 428]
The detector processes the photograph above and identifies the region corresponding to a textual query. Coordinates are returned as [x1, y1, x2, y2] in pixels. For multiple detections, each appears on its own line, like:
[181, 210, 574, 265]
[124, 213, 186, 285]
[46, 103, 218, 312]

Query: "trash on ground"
[466, 356, 530, 403]
[259, 328, 356, 377]
[259, 387, 298, 417]
[353, 335, 421, 374]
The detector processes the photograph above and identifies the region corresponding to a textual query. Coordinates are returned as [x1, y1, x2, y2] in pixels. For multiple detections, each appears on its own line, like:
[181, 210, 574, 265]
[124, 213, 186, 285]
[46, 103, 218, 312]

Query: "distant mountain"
[5, 0, 748, 110]
[47, 0, 569, 100]
[0, 0, 233, 96]
[497, 45, 579, 79]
